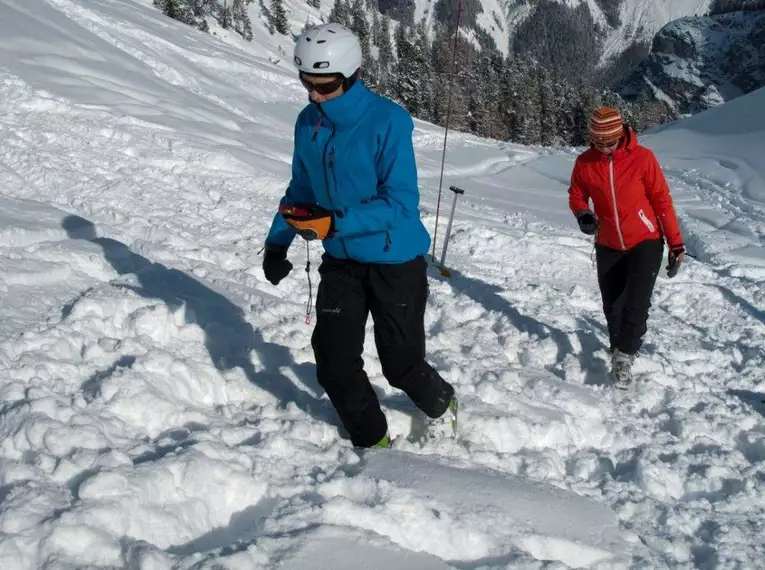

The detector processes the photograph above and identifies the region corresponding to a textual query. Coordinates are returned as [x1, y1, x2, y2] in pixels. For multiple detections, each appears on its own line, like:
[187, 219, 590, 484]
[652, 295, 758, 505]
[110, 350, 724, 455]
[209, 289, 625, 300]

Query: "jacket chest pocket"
[300, 125, 331, 170]
[327, 135, 378, 198]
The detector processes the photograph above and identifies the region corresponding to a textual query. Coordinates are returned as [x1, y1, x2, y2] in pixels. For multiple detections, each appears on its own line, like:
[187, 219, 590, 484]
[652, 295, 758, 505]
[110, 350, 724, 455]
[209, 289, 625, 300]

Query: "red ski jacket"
[568, 127, 683, 251]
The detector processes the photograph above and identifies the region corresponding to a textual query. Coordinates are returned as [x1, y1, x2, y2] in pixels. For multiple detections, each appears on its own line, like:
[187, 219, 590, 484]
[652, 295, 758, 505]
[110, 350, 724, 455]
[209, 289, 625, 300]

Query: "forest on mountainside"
[708, 0, 765, 14]
[153, 0, 674, 146]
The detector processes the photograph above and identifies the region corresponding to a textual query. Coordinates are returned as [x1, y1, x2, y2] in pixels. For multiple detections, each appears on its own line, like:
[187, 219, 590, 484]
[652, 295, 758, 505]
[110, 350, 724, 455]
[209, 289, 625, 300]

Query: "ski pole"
[438, 185, 465, 277]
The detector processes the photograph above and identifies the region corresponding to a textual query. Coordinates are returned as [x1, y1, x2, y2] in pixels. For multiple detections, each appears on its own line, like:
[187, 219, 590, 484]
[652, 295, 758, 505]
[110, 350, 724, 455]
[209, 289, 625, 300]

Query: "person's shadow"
[427, 264, 576, 371]
[62, 215, 338, 428]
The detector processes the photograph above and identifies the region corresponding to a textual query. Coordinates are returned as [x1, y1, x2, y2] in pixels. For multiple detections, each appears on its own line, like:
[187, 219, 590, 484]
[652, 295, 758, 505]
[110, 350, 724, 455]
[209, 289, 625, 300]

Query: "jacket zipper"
[330, 146, 390, 254]
[329, 145, 389, 254]
[311, 116, 322, 141]
[323, 130, 351, 258]
[608, 156, 626, 250]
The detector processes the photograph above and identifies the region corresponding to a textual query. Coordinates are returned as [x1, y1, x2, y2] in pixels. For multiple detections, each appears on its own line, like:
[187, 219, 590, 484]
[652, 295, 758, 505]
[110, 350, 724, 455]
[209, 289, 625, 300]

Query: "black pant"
[596, 239, 664, 355]
[311, 254, 454, 447]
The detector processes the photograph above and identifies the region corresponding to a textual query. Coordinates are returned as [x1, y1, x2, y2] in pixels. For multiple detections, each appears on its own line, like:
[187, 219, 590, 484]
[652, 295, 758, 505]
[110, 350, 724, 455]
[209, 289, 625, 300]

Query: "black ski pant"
[595, 239, 664, 356]
[311, 254, 454, 447]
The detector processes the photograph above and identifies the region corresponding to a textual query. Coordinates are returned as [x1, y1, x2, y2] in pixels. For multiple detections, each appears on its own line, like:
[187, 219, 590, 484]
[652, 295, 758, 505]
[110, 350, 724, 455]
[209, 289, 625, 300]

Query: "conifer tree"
[154, 0, 199, 26]
[169, 0, 182, 19]
[553, 77, 576, 145]
[536, 66, 557, 146]
[372, 16, 395, 98]
[371, 11, 380, 46]
[411, 22, 433, 121]
[350, 0, 372, 68]
[508, 58, 541, 145]
[431, 33, 472, 132]
[391, 25, 432, 118]
[468, 52, 502, 138]
[328, 0, 350, 26]
[240, 7, 254, 39]
[393, 22, 409, 61]
[498, 56, 523, 142]
[271, 0, 289, 34]
[378, 15, 394, 70]
[569, 80, 594, 146]
[220, 2, 232, 28]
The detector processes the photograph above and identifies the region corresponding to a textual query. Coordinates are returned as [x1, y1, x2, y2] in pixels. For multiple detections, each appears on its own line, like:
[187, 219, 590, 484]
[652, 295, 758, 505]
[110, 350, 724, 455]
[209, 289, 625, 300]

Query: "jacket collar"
[589, 126, 639, 160]
[313, 80, 371, 128]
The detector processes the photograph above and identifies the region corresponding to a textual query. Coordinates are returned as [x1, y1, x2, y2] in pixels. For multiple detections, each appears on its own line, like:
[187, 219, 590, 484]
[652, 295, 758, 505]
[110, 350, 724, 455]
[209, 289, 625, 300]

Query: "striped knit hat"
[589, 106, 624, 144]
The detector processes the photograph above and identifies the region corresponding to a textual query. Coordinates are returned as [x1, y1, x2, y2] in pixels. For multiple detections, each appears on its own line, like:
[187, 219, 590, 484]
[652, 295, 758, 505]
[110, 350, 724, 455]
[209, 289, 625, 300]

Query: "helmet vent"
[313, 61, 330, 69]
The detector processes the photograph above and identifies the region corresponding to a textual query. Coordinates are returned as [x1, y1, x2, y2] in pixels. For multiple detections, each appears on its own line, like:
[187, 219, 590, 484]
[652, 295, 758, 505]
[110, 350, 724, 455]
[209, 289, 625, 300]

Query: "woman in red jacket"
[568, 106, 685, 389]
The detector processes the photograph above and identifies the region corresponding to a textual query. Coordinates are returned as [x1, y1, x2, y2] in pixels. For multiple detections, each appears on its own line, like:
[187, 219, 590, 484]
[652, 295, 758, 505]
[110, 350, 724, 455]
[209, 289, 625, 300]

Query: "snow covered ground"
[1, 0, 764, 569]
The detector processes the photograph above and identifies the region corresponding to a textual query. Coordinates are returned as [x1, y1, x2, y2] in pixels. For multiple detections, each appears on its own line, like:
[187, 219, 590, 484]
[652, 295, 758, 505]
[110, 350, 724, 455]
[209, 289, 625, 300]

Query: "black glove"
[666, 244, 685, 278]
[576, 210, 598, 235]
[262, 243, 293, 285]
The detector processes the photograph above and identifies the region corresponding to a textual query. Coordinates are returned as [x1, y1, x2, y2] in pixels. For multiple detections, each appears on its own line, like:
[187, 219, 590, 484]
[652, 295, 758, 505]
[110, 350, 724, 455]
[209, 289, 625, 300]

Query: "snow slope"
[647, 87, 765, 264]
[460, 0, 714, 61]
[619, 10, 765, 116]
[1, 0, 765, 569]
[602, 0, 714, 61]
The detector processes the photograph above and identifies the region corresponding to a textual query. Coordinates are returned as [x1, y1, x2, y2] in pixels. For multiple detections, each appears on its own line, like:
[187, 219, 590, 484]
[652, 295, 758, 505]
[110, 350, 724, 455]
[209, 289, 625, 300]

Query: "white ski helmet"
[293, 23, 362, 79]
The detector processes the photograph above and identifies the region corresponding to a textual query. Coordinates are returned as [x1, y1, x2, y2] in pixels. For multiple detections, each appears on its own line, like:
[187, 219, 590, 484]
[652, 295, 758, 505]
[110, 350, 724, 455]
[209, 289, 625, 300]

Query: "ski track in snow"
[1, 1, 764, 569]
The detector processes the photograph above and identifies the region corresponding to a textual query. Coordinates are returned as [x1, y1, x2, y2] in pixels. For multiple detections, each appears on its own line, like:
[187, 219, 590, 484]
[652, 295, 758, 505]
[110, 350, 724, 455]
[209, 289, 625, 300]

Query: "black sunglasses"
[300, 73, 344, 95]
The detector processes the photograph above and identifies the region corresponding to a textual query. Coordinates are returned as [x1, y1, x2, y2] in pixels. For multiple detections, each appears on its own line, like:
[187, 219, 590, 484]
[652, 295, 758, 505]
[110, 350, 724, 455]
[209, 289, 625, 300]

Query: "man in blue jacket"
[262, 23, 456, 448]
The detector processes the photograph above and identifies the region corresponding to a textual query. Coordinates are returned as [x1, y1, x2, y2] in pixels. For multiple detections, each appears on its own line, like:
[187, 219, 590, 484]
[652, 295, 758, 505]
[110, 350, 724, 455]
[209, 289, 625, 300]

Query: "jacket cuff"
[669, 242, 685, 253]
[265, 242, 289, 256]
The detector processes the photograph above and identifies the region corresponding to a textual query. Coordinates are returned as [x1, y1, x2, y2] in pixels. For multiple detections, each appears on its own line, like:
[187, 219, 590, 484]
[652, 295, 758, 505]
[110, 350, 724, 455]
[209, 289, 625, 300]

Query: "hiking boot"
[611, 349, 636, 390]
[375, 433, 391, 448]
[426, 395, 457, 440]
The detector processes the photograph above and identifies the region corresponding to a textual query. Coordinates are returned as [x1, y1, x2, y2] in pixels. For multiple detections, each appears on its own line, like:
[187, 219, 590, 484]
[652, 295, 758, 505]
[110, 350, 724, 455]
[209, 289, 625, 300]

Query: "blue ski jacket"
[265, 80, 431, 264]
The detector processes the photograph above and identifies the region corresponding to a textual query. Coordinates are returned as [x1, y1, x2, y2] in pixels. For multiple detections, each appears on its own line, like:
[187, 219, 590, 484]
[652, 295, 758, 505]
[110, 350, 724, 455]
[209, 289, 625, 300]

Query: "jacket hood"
[618, 125, 639, 153]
